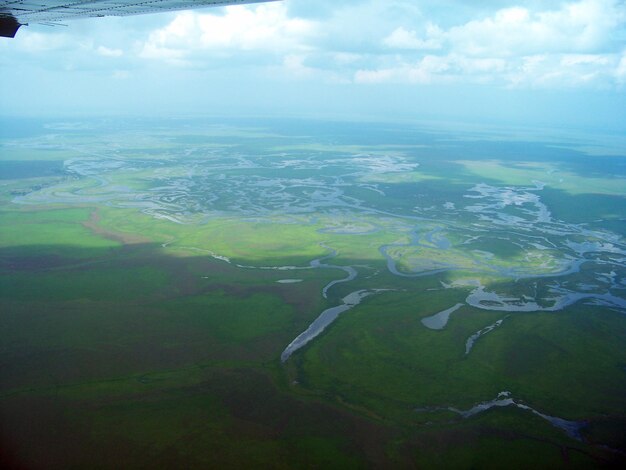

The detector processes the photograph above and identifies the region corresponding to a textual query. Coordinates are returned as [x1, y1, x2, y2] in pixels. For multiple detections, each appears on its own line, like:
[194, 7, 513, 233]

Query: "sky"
[1, 0, 626, 129]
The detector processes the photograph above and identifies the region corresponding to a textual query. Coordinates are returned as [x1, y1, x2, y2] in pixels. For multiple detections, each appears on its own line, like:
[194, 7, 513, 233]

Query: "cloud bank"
[3, 0, 625, 88]
[1, 0, 625, 124]
[123, 0, 626, 89]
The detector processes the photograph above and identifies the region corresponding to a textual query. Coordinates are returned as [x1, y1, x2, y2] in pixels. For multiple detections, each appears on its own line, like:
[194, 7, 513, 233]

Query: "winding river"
[448, 391, 586, 441]
[281, 289, 376, 362]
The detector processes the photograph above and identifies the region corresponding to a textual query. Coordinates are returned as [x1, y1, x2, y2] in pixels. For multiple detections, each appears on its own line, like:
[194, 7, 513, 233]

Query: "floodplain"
[1, 117, 625, 468]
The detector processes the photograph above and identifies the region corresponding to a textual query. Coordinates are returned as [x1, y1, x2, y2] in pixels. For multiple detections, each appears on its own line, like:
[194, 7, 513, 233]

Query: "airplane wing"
[0, 0, 280, 38]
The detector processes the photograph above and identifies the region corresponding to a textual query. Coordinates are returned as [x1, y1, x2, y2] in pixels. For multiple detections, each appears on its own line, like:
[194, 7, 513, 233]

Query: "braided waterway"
[12, 140, 626, 361]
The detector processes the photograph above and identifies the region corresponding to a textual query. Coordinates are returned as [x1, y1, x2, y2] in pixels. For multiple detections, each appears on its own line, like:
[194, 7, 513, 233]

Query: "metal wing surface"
[0, 0, 279, 37]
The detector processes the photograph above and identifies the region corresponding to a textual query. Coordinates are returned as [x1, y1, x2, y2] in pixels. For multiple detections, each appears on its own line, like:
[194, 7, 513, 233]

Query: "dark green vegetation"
[1, 117, 625, 468]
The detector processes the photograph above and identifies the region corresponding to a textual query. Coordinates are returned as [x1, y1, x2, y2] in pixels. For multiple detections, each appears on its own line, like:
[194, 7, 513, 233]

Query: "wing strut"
[0, 15, 22, 38]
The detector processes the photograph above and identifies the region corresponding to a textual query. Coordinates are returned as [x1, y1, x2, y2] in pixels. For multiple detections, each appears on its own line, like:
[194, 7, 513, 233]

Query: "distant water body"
[281, 290, 375, 362]
[421, 303, 464, 330]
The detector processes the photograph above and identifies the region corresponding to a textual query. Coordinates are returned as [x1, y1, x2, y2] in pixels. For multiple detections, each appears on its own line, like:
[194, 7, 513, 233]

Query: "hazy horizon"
[1, 0, 625, 130]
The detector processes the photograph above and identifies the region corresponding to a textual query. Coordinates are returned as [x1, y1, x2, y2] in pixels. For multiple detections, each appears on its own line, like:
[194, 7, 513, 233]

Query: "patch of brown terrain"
[0, 209, 158, 271]
[82, 209, 151, 245]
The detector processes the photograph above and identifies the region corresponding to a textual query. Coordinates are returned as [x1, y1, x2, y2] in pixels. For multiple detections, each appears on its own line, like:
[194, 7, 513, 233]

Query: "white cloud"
[356, 0, 626, 89]
[560, 54, 611, 67]
[138, 41, 187, 63]
[383, 25, 443, 50]
[505, 52, 623, 88]
[97, 46, 123, 57]
[355, 55, 448, 85]
[15, 31, 73, 53]
[356, 50, 624, 89]
[15, 0, 622, 91]
[355, 54, 507, 85]
[2, 0, 624, 96]
[446, 0, 626, 57]
[282, 54, 315, 77]
[139, 3, 317, 65]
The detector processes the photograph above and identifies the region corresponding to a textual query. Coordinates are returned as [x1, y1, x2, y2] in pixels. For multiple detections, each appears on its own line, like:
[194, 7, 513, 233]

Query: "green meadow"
[1, 118, 625, 468]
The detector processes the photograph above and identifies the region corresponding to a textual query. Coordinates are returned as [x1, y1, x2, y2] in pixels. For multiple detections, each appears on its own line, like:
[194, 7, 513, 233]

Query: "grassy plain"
[1, 118, 625, 468]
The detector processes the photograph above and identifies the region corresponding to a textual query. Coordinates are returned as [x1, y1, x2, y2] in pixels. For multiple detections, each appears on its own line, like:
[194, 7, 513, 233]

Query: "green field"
[1, 117, 625, 468]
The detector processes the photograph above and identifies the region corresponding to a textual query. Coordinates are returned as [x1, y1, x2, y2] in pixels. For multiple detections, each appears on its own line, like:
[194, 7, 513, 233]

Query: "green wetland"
[1, 117, 625, 468]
